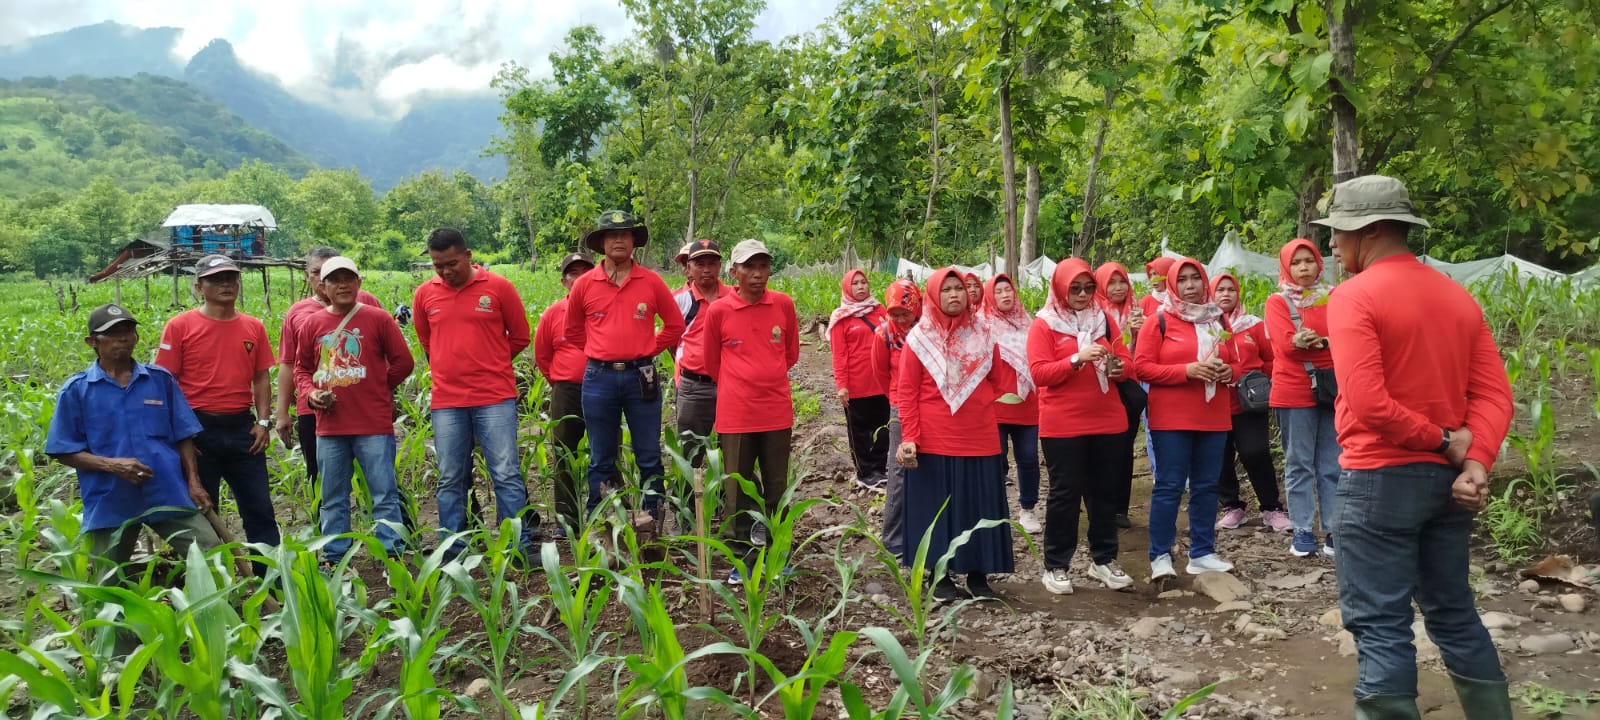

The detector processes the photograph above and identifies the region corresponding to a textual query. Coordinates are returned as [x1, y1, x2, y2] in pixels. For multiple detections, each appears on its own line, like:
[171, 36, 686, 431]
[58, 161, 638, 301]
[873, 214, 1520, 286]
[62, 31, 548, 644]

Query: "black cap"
[195, 254, 241, 277]
[88, 303, 138, 335]
[583, 210, 649, 253]
[559, 252, 596, 274]
[685, 239, 721, 261]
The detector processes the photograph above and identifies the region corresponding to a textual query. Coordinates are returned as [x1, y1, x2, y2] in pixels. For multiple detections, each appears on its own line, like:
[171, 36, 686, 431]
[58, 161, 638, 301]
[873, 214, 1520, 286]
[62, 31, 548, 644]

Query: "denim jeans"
[1278, 406, 1342, 533]
[1140, 383, 1157, 480]
[582, 362, 666, 514]
[318, 434, 403, 561]
[1335, 463, 1504, 699]
[1148, 430, 1226, 560]
[433, 399, 534, 554]
[998, 423, 1040, 510]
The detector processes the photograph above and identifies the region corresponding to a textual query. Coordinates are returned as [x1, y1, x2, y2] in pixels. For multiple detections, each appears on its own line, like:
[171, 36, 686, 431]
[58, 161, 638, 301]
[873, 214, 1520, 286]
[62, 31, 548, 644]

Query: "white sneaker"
[1017, 509, 1043, 534]
[1185, 553, 1235, 574]
[1088, 561, 1134, 590]
[1041, 568, 1074, 595]
[1150, 554, 1176, 580]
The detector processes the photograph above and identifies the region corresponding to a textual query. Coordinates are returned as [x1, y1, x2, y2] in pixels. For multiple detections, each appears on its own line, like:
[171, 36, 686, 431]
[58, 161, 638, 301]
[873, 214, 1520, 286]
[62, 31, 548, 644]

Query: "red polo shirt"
[700, 290, 800, 434]
[280, 291, 384, 415]
[1265, 293, 1334, 408]
[292, 304, 414, 436]
[897, 347, 1004, 457]
[154, 309, 274, 413]
[1134, 312, 1240, 432]
[674, 282, 734, 375]
[411, 267, 530, 410]
[564, 262, 686, 362]
[830, 307, 888, 398]
[1327, 255, 1513, 471]
[534, 298, 587, 384]
[1026, 318, 1132, 439]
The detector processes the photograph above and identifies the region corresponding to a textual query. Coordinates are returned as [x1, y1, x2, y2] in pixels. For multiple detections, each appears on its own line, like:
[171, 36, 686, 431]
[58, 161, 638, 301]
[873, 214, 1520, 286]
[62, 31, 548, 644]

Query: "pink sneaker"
[1262, 509, 1293, 533]
[1216, 507, 1247, 530]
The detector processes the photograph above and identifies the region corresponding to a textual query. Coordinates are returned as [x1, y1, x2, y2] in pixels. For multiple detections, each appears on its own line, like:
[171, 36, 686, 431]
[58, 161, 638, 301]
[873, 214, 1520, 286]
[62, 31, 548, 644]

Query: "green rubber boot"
[1354, 695, 1422, 720]
[1449, 671, 1514, 720]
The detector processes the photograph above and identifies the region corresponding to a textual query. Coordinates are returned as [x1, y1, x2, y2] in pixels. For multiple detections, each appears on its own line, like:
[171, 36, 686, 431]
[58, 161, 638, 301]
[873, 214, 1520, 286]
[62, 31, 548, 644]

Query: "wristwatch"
[1436, 428, 1451, 454]
[257, 417, 273, 429]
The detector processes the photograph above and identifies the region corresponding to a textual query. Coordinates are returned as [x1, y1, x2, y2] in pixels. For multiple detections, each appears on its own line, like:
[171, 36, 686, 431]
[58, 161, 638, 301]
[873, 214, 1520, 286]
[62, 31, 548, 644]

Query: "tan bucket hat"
[1311, 175, 1431, 232]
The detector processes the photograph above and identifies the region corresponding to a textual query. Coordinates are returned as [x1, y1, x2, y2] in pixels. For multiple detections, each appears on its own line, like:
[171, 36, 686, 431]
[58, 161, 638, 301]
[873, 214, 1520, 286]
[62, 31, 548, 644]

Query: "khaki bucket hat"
[1311, 175, 1431, 232]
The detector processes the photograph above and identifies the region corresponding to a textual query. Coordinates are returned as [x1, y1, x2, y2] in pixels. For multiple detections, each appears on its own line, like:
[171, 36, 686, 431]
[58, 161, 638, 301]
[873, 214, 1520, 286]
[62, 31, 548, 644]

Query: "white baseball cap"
[319, 256, 361, 279]
[729, 239, 772, 264]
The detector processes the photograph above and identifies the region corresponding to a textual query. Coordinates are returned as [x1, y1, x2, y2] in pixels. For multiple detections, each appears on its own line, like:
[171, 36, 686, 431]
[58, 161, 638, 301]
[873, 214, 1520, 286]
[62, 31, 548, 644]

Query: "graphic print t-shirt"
[293, 306, 415, 436]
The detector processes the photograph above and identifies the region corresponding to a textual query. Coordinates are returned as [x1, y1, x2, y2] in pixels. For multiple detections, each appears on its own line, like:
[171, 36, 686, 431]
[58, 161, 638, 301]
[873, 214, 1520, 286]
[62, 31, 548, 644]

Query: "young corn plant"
[270, 540, 382, 719]
[531, 540, 617, 719]
[442, 521, 539, 719]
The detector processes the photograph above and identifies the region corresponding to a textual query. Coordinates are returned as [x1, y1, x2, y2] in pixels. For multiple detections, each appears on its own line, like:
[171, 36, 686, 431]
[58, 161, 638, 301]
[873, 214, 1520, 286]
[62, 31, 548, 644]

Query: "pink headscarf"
[905, 268, 994, 411]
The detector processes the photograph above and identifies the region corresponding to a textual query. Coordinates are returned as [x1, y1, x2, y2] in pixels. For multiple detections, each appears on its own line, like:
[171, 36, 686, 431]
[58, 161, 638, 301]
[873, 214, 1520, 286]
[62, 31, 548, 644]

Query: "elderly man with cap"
[47, 303, 220, 583]
[563, 210, 686, 520]
[413, 227, 536, 558]
[673, 239, 733, 470]
[154, 254, 280, 574]
[1318, 176, 1515, 720]
[535, 251, 597, 536]
[291, 257, 415, 563]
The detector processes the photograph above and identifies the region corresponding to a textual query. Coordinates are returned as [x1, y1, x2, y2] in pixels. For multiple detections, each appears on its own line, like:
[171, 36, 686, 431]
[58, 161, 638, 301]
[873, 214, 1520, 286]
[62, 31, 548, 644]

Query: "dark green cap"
[583, 210, 649, 253]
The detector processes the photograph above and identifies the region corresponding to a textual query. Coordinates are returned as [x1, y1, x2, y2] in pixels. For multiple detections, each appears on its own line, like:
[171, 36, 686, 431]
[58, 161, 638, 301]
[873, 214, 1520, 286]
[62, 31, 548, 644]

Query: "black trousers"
[195, 413, 280, 577]
[844, 394, 890, 480]
[1041, 435, 1121, 568]
[722, 428, 793, 553]
[549, 380, 587, 531]
[1111, 384, 1145, 517]
[297, 413, 419, 533]
[1219, 411, 1283, 511]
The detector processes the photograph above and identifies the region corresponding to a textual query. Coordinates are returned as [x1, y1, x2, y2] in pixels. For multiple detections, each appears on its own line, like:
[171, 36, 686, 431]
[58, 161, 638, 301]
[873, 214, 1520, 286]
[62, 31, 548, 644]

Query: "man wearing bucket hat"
[1318, 175, 1514, 720]
[535, 251, 597, 535]
[564, 210, 686, 521]
[673, 239, 733, 470]
[48, 303, 221, 584]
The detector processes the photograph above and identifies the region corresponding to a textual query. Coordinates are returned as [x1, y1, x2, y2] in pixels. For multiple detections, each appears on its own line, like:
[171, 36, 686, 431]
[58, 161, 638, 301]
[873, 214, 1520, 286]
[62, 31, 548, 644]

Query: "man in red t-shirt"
[153, 254, 280, 574]
[533, 251, 595, 536]
[413, 228, 536, 557]
[1319, 175, 1514, 718]
[292, 257, 415, 562]
[672, 239, 733, 469]
[699, 240, 799, 578]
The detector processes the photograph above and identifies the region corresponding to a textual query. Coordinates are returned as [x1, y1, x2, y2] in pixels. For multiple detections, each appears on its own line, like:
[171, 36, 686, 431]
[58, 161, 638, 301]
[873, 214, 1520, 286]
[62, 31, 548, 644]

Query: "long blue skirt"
[900, 453, 1015, 575]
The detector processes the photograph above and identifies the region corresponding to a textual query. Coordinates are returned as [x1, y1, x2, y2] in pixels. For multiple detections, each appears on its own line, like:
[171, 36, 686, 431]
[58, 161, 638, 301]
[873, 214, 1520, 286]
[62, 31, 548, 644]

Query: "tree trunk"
[1297, 168, 1325, 241]
[1326, 0, 1360, 182]
[1021, 162, 1040, 268]
[921, 76, 942, 255]
[1073, 95, 1114, 259]
[998, 28, 1019, 278]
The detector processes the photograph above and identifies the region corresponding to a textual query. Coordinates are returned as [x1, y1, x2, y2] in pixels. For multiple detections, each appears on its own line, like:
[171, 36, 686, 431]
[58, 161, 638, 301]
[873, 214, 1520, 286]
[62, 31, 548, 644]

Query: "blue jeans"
[998, 423, 1040, 510]
[1278, 406, 1342, 534]
[433, 399, 534, 553]
[1335, 463, 1503, 699]
[318, 434, 402, 560]
[582, 362, 666, 514]
[1148, 430, 1226, 560]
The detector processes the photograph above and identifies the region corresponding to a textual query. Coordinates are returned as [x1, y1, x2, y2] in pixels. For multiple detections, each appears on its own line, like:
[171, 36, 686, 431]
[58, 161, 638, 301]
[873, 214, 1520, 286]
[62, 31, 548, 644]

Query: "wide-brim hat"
[583, 210, 649, 253]
[1311, 175, 1431, 232]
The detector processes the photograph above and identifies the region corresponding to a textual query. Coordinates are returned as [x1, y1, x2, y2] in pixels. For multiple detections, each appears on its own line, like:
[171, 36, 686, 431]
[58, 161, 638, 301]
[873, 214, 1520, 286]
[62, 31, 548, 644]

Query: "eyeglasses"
[1068, 284, 1096, 295]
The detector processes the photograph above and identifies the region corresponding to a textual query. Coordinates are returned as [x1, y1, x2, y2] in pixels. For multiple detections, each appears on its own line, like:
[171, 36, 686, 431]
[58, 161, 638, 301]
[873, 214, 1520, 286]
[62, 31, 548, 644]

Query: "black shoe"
[1114, 514, 1132, 529]
[967, 573, 998, 601]
[931, 577, 965, 603]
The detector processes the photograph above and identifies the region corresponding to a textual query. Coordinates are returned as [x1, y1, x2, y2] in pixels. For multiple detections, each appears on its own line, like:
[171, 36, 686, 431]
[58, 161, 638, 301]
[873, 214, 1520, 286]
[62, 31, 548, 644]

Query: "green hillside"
[0, 74, 314, 196]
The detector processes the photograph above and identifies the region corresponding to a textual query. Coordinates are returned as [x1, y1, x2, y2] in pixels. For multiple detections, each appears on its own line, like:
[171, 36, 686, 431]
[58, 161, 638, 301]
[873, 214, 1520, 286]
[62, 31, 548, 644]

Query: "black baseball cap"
[685, 239, 721, 261]
[559, 252, 596, 274]
[88, 303, 138, 335]
[195, 254, 241, 278]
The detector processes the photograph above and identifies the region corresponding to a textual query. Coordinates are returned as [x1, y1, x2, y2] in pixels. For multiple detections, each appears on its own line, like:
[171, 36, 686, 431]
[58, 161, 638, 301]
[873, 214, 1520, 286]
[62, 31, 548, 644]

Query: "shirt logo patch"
[770, 325, 782, 343]
[476, 295, 495, 313]
[243, 341, 255, 354]
[143, 398, 164, 406]
[428, 307, 443, 315]
[634, 302, 648, 320]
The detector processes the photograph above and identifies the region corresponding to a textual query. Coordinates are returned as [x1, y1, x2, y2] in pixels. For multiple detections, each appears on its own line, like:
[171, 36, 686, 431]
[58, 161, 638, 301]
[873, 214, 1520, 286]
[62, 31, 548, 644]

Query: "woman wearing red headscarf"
[1139, 257, 1175, 318]
[1096, 261, 1145, 528]
[1135, 257, 1240, 581]
[1211, 273, 1290, 534]
[872, 278, 922, 558]
[963, 272, 984, 314]
[830, 269, 891, 491]
[1265, 238, 1341, 558]
[896, 268, 1013, 602]
[981, 274, 1042, 535]
[1029, 259, 1135, 594]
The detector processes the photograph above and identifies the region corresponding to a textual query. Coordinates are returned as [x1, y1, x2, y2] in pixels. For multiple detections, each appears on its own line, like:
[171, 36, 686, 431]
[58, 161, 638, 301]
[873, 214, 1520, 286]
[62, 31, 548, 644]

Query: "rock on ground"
[1520, 634, 1576, 655]
[1192, 572, 1250, 603]
[1131, 616, 1171, 640]
[1558, 593, 1588, 613]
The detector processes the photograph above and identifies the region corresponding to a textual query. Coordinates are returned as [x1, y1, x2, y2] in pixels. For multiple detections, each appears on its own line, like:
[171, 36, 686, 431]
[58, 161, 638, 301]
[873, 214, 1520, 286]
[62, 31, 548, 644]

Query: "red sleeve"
[381, 314, 415, 390]
[533, 304, 556, 380]
[829, 321, 849, 393]
[411, 285, 432, 356]
[1135, 314, 1189, 386]
[1253, 323, 1274, 377]
[898, 349, 926, 446]
[870, 332, 892, 399]
[1265, 294, 1322, 363]
[278, 312, 298, 365]
[1463, 318, 1514, 470]
[294, 320, 317, 400]
[153, 315, 184, 377]
[784, 298, 800, 368]
[700, 303, 724, 382]
[564, 278, 588, 351]
[1327, 290, 1441, 452]
[1027, 321, 1079, 388]
[253, 321, 275, 372]
[358, 290, 384, 309]
[652, 277, 686, 357]
[501, 282, 531, 359]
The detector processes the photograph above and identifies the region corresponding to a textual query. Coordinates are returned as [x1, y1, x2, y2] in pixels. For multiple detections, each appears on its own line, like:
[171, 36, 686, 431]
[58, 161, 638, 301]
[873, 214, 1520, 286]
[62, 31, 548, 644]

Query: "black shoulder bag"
[1284, 293, 1338, 408]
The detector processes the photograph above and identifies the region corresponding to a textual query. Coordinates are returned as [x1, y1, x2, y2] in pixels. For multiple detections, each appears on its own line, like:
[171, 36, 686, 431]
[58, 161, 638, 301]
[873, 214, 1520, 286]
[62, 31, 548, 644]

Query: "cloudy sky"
[1, 0, 841, 115]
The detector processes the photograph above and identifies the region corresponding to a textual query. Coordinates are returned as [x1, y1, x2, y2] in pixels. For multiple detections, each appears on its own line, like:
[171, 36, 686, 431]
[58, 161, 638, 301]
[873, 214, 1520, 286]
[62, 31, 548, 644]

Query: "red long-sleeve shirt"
[1139, 294, 1162, 319]
[674, 283, 734, 375]
[700, 290, 801, 434]
[563, 263, 685, 362]
[1327, 255, 1513, 471]
[1265, 293, 1334, 409]
[534, 298, 586, 384]
[829, 307, 888, 398]
[293, 304, 414, 436]
[870, 331, 904, 408]
[898, 347, 1004, 456]
[1224, 321, 1274, 416]
[990, 359, 1039, 426]
[1135, 313, 1240, 432]
[412, 267, 530, 410]
[1026, 318, 1133, 439]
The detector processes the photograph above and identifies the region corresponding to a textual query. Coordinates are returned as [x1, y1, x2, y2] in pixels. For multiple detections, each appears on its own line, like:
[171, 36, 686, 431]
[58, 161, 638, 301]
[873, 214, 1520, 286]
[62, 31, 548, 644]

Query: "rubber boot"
[1449, 671, 1514, 720]
[1354, 695, 1422, 720]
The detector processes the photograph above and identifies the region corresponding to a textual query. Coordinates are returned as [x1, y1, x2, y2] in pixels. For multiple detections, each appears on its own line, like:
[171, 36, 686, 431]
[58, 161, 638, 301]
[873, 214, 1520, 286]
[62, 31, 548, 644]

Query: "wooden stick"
[202, 507, 281, 612]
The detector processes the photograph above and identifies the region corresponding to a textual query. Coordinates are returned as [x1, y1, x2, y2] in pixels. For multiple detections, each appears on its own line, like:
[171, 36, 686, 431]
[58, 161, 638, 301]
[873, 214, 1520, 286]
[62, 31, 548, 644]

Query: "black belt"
[680, 369, 713, 384]
[588, 357, 654, 371]
[195, 410, 255, 426]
